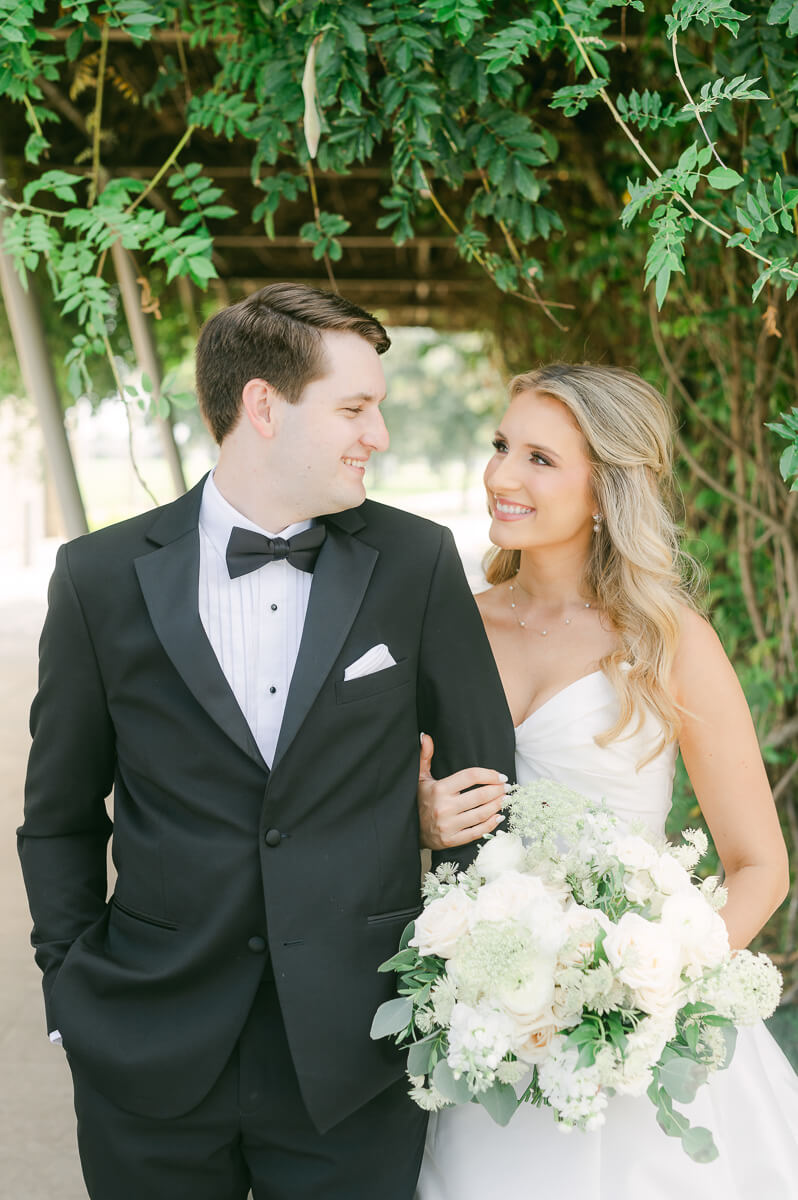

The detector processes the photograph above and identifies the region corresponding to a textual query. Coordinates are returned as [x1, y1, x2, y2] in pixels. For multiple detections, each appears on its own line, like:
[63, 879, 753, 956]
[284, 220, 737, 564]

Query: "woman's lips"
[492, 497, 534, 521]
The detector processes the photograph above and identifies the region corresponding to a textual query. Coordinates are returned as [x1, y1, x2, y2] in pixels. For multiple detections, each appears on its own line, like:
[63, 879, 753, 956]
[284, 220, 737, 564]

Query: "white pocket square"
[344, 644, 397, 681]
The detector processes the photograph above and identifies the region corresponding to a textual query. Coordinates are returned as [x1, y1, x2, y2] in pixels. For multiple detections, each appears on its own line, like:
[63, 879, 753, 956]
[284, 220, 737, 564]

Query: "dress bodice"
[514, 671, 678, 839]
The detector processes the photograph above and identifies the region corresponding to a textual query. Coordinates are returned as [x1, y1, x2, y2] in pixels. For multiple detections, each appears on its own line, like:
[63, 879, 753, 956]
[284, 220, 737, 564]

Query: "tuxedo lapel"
[134, 482, 268, 772]
[271, 517, 378, 771]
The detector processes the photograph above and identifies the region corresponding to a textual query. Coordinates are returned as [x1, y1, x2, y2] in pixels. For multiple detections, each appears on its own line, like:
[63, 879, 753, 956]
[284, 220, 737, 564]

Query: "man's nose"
[362, 408, 390, 453]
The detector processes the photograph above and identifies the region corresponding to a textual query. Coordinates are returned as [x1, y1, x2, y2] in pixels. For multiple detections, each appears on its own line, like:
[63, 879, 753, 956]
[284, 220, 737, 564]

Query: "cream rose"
[603, 912, 683, 1017]
[471, 870, 548, 925]
[612, 834, 659, 874]
[409, 889, 473, 958]
[474, 831, 526, 881]
[660, 889, 730, 971]
[515, 1018, 559, 1064]
[650, 852, 693, 897]
[497, 975, 557, 1041]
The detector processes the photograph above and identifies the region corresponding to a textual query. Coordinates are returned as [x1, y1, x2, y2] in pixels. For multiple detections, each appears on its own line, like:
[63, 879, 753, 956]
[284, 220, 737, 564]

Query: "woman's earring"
[592, 512, 603, 534]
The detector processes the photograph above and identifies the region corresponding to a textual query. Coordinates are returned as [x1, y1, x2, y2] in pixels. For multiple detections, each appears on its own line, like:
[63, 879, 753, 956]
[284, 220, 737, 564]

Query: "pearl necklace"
[508, 580, 592, 637]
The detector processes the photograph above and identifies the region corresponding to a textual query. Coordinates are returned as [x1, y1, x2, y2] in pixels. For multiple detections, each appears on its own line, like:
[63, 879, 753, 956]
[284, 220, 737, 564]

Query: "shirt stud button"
[270, 603, 278, 611]
[269, 685, 277, 694]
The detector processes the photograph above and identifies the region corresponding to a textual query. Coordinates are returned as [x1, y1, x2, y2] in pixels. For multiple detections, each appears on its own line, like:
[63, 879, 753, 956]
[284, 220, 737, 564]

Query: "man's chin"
[320, 484, 367, 516]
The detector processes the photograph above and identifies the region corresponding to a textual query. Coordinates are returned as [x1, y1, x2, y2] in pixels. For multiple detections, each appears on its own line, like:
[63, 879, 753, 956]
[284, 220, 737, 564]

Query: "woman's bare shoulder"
[672, 602, 736, 702]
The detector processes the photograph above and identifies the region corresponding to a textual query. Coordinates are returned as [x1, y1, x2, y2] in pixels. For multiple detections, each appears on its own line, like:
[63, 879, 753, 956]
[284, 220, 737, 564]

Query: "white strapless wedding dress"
[417, 671, 798, 1199]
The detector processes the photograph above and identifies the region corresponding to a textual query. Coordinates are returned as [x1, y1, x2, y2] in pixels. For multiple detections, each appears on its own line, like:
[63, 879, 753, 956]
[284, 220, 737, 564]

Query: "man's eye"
[345, 407, 363, 415]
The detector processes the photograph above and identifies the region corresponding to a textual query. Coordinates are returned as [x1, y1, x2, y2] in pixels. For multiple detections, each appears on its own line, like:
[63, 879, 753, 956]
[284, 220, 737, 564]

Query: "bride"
[415, 363, 797, 1198]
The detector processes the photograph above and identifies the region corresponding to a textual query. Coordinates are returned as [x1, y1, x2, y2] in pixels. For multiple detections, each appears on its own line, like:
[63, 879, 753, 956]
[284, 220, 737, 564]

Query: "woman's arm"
[673, 607, 790, 949]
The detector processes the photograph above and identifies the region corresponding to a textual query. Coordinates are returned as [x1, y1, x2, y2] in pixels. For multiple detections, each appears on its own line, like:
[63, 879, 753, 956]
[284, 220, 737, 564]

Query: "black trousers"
[67, 977, 428, 1200]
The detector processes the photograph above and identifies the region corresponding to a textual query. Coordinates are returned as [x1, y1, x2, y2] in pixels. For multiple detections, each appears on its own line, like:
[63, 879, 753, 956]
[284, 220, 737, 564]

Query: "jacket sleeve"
[417, 526, 516, 872]
[17, 542, 114, 1029]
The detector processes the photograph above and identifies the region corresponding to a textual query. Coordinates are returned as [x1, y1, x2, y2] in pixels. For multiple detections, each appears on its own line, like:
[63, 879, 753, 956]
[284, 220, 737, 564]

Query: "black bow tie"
[225, 524, 326, 579]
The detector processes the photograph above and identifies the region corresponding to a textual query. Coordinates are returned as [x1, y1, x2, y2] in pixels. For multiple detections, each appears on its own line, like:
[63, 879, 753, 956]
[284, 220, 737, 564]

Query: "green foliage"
[767, 409, 798, 490]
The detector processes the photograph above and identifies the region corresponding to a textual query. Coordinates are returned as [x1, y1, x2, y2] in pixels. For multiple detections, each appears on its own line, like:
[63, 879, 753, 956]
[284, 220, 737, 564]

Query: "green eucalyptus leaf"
[370, 996, 413, 1040]
[432, 1059, 472, 1105]
[659, 1056, 708, 1104]
[477, 1080, 518, 1126]
[681, 1125, 720, 1163]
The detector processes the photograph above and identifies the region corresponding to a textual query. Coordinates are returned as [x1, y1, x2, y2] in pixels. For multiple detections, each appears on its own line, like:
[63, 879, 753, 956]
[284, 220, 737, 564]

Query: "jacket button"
[247, 936, 266, 953]
[264, 828, 282, 847]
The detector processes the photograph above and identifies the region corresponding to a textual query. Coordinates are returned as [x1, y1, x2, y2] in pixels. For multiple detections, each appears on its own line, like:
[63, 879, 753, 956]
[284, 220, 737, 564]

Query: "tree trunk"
[110, 238, 187, 496]
[0, 214, 88, 538]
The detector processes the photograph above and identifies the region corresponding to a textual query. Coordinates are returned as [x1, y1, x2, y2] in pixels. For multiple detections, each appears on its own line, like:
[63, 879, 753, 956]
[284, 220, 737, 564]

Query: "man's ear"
[241, 378, 280, 439]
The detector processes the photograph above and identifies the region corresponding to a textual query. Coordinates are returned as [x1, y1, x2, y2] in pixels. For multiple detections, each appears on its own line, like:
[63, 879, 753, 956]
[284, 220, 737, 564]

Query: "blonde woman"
[415, 364, 797, 1198]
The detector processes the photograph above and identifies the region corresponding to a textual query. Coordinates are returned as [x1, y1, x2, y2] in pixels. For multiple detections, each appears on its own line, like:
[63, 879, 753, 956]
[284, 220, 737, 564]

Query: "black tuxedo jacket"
[18, 478, 515, 1132]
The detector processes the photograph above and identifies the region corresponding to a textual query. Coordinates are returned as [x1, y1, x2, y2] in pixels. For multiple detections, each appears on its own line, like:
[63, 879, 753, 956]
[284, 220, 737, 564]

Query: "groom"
[18, 283, 515, 1199]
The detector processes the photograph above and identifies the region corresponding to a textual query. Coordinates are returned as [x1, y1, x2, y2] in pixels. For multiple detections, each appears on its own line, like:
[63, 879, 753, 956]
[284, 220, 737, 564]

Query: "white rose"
[474, 831, 526, 881]
[650, 852, 693, 897]
[410, 889, 473, 958]
[660, 890, 730, 971]
[612, 834, 659, 874]
[497, 975, 557, 1041]
[471, 870, 548, 925]
[603, 913, 682, 1017]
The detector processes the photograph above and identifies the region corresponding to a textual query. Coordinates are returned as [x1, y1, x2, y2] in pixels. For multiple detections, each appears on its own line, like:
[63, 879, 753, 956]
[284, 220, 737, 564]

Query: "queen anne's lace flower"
[699, 950, 783, 1024]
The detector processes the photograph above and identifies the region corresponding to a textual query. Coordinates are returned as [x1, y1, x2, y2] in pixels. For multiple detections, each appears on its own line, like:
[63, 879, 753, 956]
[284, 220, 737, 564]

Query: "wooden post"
[110, 239, 187, 496]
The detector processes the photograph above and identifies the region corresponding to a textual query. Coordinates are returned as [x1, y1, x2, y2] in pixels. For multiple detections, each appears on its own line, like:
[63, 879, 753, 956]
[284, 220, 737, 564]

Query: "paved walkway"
[1, 544, 86, 1199]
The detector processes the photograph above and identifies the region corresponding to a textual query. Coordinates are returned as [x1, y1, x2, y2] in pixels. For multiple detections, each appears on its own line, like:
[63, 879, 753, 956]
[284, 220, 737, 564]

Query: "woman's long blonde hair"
[484, 363, 700, 762]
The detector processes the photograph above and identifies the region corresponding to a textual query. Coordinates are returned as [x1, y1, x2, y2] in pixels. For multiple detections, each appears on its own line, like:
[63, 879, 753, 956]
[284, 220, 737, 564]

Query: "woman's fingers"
[420, 780, 507, 850]
[418, 732, 435, 781]
[456, 810, 506, 848]
[434, 765, 508, 792]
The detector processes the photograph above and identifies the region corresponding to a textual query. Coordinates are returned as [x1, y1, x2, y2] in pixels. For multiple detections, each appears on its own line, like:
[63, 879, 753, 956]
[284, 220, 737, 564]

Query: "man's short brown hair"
[195, 283, 390, 443]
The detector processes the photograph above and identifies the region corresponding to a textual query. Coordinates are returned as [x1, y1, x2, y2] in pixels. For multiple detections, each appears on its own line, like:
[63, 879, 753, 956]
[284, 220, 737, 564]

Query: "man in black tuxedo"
[18, 284, 515, 1199]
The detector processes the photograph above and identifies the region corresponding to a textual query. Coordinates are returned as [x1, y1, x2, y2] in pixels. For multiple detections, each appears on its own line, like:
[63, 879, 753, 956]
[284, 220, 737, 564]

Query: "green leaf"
[659, 1055, 708, 1103]
[432, 1059, 472, 1104]
[378, 947, 419, 974]
[681, 1125, 720, 1163]
[407, 1038, 436, 1077]
[707, 167, 744, 189]
[399, 920, 416, 951]
[656, 1102, 690, 1138]
[370, 996, 413, 1040]
[476, 1080, 518, 1126]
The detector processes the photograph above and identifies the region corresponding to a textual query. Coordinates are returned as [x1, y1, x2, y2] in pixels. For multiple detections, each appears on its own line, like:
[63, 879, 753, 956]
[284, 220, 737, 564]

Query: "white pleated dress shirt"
[198, 472, 314, 768]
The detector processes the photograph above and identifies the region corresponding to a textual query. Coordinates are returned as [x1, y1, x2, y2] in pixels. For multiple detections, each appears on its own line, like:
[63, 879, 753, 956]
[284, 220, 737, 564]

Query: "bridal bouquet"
[371, 780, 782, 1163]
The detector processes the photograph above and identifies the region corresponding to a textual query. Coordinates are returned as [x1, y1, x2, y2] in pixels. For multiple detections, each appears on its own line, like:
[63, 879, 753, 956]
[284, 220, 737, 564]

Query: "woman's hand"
[417, 733, 508, 851]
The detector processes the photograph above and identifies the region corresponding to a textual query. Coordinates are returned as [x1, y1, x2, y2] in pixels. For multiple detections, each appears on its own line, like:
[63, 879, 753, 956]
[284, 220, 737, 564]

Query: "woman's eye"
[491, 438, 507, 453]
[530, 452, 551, 466]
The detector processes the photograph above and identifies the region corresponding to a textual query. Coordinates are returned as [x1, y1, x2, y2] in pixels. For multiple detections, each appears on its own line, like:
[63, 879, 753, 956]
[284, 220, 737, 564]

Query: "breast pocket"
[335, 658, 413, 704]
